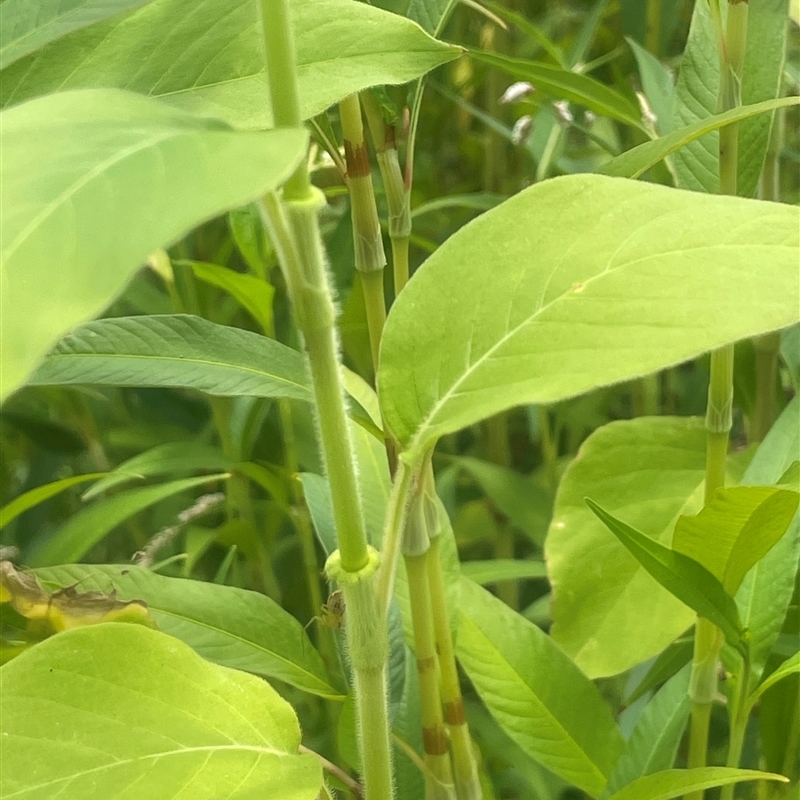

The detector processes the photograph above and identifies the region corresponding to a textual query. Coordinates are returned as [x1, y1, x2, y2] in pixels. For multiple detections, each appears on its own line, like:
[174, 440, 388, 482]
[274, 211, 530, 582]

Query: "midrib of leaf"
[40, 350, 309, 395]
[459, 614, 608, 791]
[406, 236, 789, 454]
[4, 128, 176, 262]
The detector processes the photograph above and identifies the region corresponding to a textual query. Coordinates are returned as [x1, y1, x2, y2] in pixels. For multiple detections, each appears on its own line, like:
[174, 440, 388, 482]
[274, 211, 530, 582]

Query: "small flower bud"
[500, 81, 535, 104]
[511, 115, 534, 145]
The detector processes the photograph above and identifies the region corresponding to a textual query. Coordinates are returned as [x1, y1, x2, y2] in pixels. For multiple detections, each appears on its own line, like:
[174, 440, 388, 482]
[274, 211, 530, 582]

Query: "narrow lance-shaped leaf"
[0, 0, 461, 128]
[601, 96, 800, 179]
[585, 498, 748, 657]
[27, 474, 230, 567]
[605, 768, 788, 800]
[455, 577, 625, 797]
[0, 88, 307, 400]
[35, 564, 343, 700]
[0, 473, 106, 529]
[470, 50, 646, 131]
[378, 174, 800, 457]
[28, 315, 312, 402]
[747, 651, 800, 709]
[0, 624, 323, 800]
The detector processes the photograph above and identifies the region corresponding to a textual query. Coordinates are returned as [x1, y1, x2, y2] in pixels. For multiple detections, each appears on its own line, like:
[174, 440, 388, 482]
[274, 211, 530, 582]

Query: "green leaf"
[34, 564, 341, 699]
[0, 0, 152, 69]
[410, 192, 507, 219]
[601, 96, 800, 179]
[184, 260, 275, 334]
[82, 441, 232, 500]
[547, 417, 753, 678]
[0, 473, 106, 529]
[27, 474, 229, 566]
[627, 37, 674, 135]
[603, 666, 691, 797]
[585, 498, 747, 656]
[461, 559, 547, 586]
[483, 2, 567, 67]
[0, 89, 307, 400]
[748, 650, 800, 708]
[0, 624, 322, 799]
[673, 486, 799, 595]
[28, 315, 312, 402]
[469, 51, 645, 131]
[672, 0, 789, 197]
[454, 456, 551, 544]
[0, 0, 460, 128]
[735, 396, 800, 679]
[625, 638, 694, 705]
[605, 768, 788, 800]
[455, 577, 625, 798]
[378, 174, 800, 456]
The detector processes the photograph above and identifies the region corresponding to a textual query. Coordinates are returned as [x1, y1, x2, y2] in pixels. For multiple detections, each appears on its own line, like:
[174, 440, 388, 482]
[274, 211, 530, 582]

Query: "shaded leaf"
[470, 51, 645, 130]
[461, 559, 547, 586]
[604, 666, 691, 797]
[748, 650, 800, 708]
[27, 474, 229, 566]
[0, 473, 106, 529]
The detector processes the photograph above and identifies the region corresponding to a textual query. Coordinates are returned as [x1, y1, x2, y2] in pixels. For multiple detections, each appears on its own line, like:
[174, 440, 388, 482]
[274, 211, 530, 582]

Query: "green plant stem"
[339, 93, 387, 373]
[687, 6, 748, 795]
[391, 235, 411, 295]
[375, 458, 414, 617]
[406, 551, 456, 799]
[427, 534, 481, 800]
[259, 6, 392, 798]
[646, 0, 663, 56]
[361, 90, 412, 296]
[752, 333, 780, 442]
[720, 659, 752, 800]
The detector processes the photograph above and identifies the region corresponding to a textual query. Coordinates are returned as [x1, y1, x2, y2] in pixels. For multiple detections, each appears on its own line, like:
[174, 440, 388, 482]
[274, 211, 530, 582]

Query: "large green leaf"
[34, 564, 342, 699]
[461, 558, 547, 586]
[0, 0, 460, 127]
[455, 577, 625, 798]
[27, 474, 229, 566]
[0, 624, 322, 800]
[601, 96, 800, 179]
[605, 768, 788, 800]
[735, 396, 800, 680]
[378, 175, 800, 456]
[673, 486, 799, 594]
[28, 315, 312, 402]
[548, 417, 708, 678]
[585, 498, 747, 656]
[672, 0, 789, 197]
[0, 89, 307, 401]
[0, 0, 152, 69]
[603, 666, 692, 798]
[470, 51, 646, 131]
